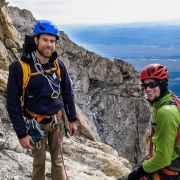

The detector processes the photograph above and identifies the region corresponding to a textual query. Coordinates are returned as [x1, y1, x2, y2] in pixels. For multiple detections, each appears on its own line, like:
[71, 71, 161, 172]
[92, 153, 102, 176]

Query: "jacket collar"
[153, 91, 173, 109]
[21, 35, 58, 65]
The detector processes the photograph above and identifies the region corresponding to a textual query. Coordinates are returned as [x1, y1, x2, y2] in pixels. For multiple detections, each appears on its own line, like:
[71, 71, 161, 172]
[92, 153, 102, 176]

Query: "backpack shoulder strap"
[18, 59, 31, 89]
[157, 100, 176, 110]
[18, 58, 61, 86]
[54, 59, 61, 81]
[18, 59, 31, 105]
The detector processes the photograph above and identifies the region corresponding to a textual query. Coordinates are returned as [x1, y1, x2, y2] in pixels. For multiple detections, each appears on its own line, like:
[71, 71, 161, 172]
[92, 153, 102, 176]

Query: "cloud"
[8, 0, 180, 25]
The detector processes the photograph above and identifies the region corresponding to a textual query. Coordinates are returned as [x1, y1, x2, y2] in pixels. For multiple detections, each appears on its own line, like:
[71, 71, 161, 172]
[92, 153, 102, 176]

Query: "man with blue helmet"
[7, 20, 77, 180]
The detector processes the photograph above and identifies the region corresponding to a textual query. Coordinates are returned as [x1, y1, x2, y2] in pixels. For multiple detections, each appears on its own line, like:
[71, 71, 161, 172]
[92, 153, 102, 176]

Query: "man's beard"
[37, 47, 52, 58]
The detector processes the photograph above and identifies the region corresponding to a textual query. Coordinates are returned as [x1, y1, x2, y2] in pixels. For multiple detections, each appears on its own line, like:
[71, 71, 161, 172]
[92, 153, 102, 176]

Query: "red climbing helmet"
[140, 64, 169, 82]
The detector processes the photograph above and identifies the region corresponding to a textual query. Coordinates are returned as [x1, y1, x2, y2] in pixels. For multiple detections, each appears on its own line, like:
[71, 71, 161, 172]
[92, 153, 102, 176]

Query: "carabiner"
[51, 91, 59, 99]
[36, 141, 41, 149]
[53, 114, 59, 131]
[52, 122, 57, 130]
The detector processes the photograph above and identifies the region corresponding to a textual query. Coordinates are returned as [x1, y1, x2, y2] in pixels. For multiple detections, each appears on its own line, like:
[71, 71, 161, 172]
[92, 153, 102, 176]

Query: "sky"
[7, 0, 180, 26]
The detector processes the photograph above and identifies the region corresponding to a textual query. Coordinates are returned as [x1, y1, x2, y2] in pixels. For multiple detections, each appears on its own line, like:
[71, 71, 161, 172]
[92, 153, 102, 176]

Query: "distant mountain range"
[66, 25, 180, 47]
[60, 22, 180, 56]
[59, 21, 180, 95]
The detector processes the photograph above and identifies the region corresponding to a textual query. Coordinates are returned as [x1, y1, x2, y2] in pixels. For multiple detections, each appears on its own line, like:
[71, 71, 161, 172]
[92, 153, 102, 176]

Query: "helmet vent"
[147, 67, 155, 76]
[155, 72, 161, 76]
[39, 25, 45, 31]
[158, 66, 163, 70]
[151, 68, 155, 74]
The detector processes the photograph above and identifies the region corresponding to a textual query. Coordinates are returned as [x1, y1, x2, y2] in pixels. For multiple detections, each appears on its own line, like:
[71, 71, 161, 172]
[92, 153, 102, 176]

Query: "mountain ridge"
[0, 2, 152, 179]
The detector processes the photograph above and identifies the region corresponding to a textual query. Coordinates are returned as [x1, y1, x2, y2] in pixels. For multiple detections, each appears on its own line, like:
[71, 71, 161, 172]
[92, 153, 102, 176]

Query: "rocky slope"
[0, 0, 152, 179]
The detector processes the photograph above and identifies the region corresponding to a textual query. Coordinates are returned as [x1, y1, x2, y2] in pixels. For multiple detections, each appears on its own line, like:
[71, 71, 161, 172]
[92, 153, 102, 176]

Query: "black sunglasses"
[141, 81, 159, 89]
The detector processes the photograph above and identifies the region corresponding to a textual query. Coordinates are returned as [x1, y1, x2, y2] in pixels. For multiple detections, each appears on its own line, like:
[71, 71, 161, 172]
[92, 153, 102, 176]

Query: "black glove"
[128, 166, 146, 180]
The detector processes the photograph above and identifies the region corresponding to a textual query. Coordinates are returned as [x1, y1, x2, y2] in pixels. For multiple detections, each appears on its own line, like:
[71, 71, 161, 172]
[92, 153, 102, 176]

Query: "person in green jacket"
[128, 64, 180, 180]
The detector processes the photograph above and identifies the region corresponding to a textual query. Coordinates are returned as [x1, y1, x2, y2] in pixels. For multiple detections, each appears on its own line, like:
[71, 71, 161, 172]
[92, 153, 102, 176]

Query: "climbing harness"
[26, 109, 62, 124]
[161, 168, 179, 176]
[25, 109, 63, 149]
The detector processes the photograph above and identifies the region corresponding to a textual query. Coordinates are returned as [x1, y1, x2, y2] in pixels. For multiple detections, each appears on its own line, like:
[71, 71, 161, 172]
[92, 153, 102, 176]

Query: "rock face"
[0, 1, 152, 179]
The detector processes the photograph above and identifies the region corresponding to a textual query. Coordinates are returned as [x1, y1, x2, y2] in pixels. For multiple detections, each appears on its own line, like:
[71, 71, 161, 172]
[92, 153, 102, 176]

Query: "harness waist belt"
[161, 168, 179, 176]
[26, 109, 62, 123]
[153, 173, 160, 180]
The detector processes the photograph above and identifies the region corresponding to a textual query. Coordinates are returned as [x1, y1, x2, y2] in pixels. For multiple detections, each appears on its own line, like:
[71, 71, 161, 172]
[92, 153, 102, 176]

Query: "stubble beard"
[37, 47, 53, 59]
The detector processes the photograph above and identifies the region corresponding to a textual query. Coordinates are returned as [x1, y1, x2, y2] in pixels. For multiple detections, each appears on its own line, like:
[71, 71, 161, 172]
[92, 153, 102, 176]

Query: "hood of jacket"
[21, 35, 58, 65]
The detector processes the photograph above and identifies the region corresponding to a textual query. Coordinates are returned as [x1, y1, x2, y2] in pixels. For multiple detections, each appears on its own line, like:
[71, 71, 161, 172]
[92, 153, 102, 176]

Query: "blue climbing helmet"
[34, 20, 60, 40]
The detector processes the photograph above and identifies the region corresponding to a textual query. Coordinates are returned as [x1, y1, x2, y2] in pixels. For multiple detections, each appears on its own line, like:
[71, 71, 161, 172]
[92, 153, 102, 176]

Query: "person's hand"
[128, 166, 146, 180]
[19, 135, 34, 150]
[68, 122, 77, 136]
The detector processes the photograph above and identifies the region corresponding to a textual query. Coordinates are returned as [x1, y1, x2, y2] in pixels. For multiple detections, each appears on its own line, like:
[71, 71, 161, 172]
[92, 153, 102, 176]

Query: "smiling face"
[34, 34, 56, 64]
[143, 79, 160, 102]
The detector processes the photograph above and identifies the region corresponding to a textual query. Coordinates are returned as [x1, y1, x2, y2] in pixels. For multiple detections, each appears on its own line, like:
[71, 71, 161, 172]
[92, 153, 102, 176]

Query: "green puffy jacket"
[143, 92, 180, 173]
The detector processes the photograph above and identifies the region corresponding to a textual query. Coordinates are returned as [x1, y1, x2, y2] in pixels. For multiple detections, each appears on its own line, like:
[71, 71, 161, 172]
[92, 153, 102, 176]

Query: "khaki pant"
[31, 121, 65, 180]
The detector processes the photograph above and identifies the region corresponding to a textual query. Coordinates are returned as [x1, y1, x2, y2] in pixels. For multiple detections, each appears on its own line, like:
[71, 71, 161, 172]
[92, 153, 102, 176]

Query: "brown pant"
[31, 121, 65, 180]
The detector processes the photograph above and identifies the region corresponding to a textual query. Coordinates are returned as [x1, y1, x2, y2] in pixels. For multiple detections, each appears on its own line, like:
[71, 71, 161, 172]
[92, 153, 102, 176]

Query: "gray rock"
[0, 1, 153, 179]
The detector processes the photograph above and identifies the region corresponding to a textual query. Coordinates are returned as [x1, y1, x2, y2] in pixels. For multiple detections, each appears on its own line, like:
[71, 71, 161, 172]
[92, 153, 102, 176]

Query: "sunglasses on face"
[141, 81, 159, 89]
